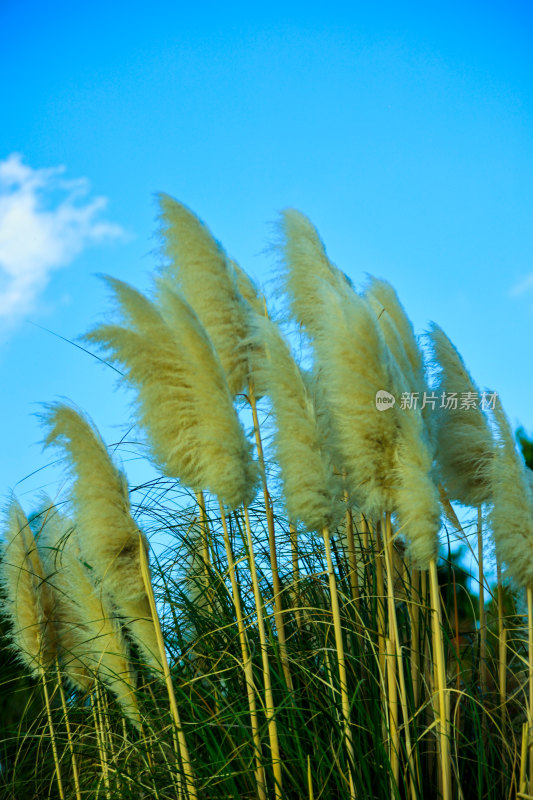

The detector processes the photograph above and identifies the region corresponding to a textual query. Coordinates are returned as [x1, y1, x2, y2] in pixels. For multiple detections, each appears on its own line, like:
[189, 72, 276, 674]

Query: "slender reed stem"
[522, 722, 529, 796]
[344, 491, 359, 606]
[410, 568, 421, 708]
[248, 381, 293, 690]
[218, 499, 267, 800]
[55, 660, 82, 800]
[526, 585, 533, 793]
[375, 521, 387, 708]
[196, 490, 212, 596]
[497, 564, 507, 734]
[383, 512, 418, 800]
[289, 522, 302, 631]
[243, 505, 283, 799]
[477, 506, 487, 696]
[429, 558, 452, 800]
[91, 688, 111, 799]
[321, 525, 356, 800]
[40, 667, 65, 800]
[307, 754, 314, 800]
[138, 532, 198, 800]
[451, 566, 462, 738]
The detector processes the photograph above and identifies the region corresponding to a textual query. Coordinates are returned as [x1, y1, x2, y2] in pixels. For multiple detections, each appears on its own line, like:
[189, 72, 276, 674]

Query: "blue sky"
[1, 0, 532, 513]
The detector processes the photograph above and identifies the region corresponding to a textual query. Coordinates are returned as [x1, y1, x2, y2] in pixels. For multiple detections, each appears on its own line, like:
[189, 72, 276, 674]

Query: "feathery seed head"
[490, 399, 533, 588]
[37, 502, 140, 722]
[42, 403, 146, 604]
[42, 404, 162, 673]
[0, 497, 56, 676]
[313, 285, 400, 516]
[313, 285, 440, 564]
[87, 280, 258, 508]
[158, 194, 251, 394]
[365, 278, 425, 381]
[428, 323, 493, 506]
[278, 208, 353, 338]
[252, 315, 343, 531]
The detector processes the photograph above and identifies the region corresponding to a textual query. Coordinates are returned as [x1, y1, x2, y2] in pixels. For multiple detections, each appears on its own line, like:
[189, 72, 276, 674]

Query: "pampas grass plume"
[0, 497, 56, 676]
[37, 503, 140, 722]
[394, 406, 441, 568]
[229, 260, 266, 317]
[87, 279, 257, 509]
[314, 285, 439, 565]
[313, 285, 399, 516]
[42, 404, 161, 673]
[253, 315, 342, 531]
[490, 399, 533, 588]
[279, 209, 352, 337]
[366, 278, 425, 382]
[158, 194, 251, 395]
[428, 323, 493, 507]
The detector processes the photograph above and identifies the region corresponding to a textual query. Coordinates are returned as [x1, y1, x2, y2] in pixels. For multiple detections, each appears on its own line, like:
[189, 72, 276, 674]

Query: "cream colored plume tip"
[365, 277, 425, 382]
[277, 208, 353, 336]
[156, 193, 251, 396]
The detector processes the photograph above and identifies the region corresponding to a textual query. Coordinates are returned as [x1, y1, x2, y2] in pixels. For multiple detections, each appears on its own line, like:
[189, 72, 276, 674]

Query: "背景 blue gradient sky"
[1, 0, 532, 512]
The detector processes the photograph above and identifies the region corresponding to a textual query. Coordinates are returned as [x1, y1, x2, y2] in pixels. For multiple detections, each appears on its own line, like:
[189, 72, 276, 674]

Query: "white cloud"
[0, 153, 124, 331]
[509, 273, 533, 298]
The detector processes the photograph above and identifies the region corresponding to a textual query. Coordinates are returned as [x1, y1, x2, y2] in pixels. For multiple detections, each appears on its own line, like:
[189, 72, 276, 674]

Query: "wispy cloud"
[0, 153, 124, 332]
[509, 273, 533, 298]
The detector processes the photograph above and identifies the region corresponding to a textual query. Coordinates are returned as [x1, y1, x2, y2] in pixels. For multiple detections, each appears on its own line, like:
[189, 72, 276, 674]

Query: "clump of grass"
[1, 196, 531, 800]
